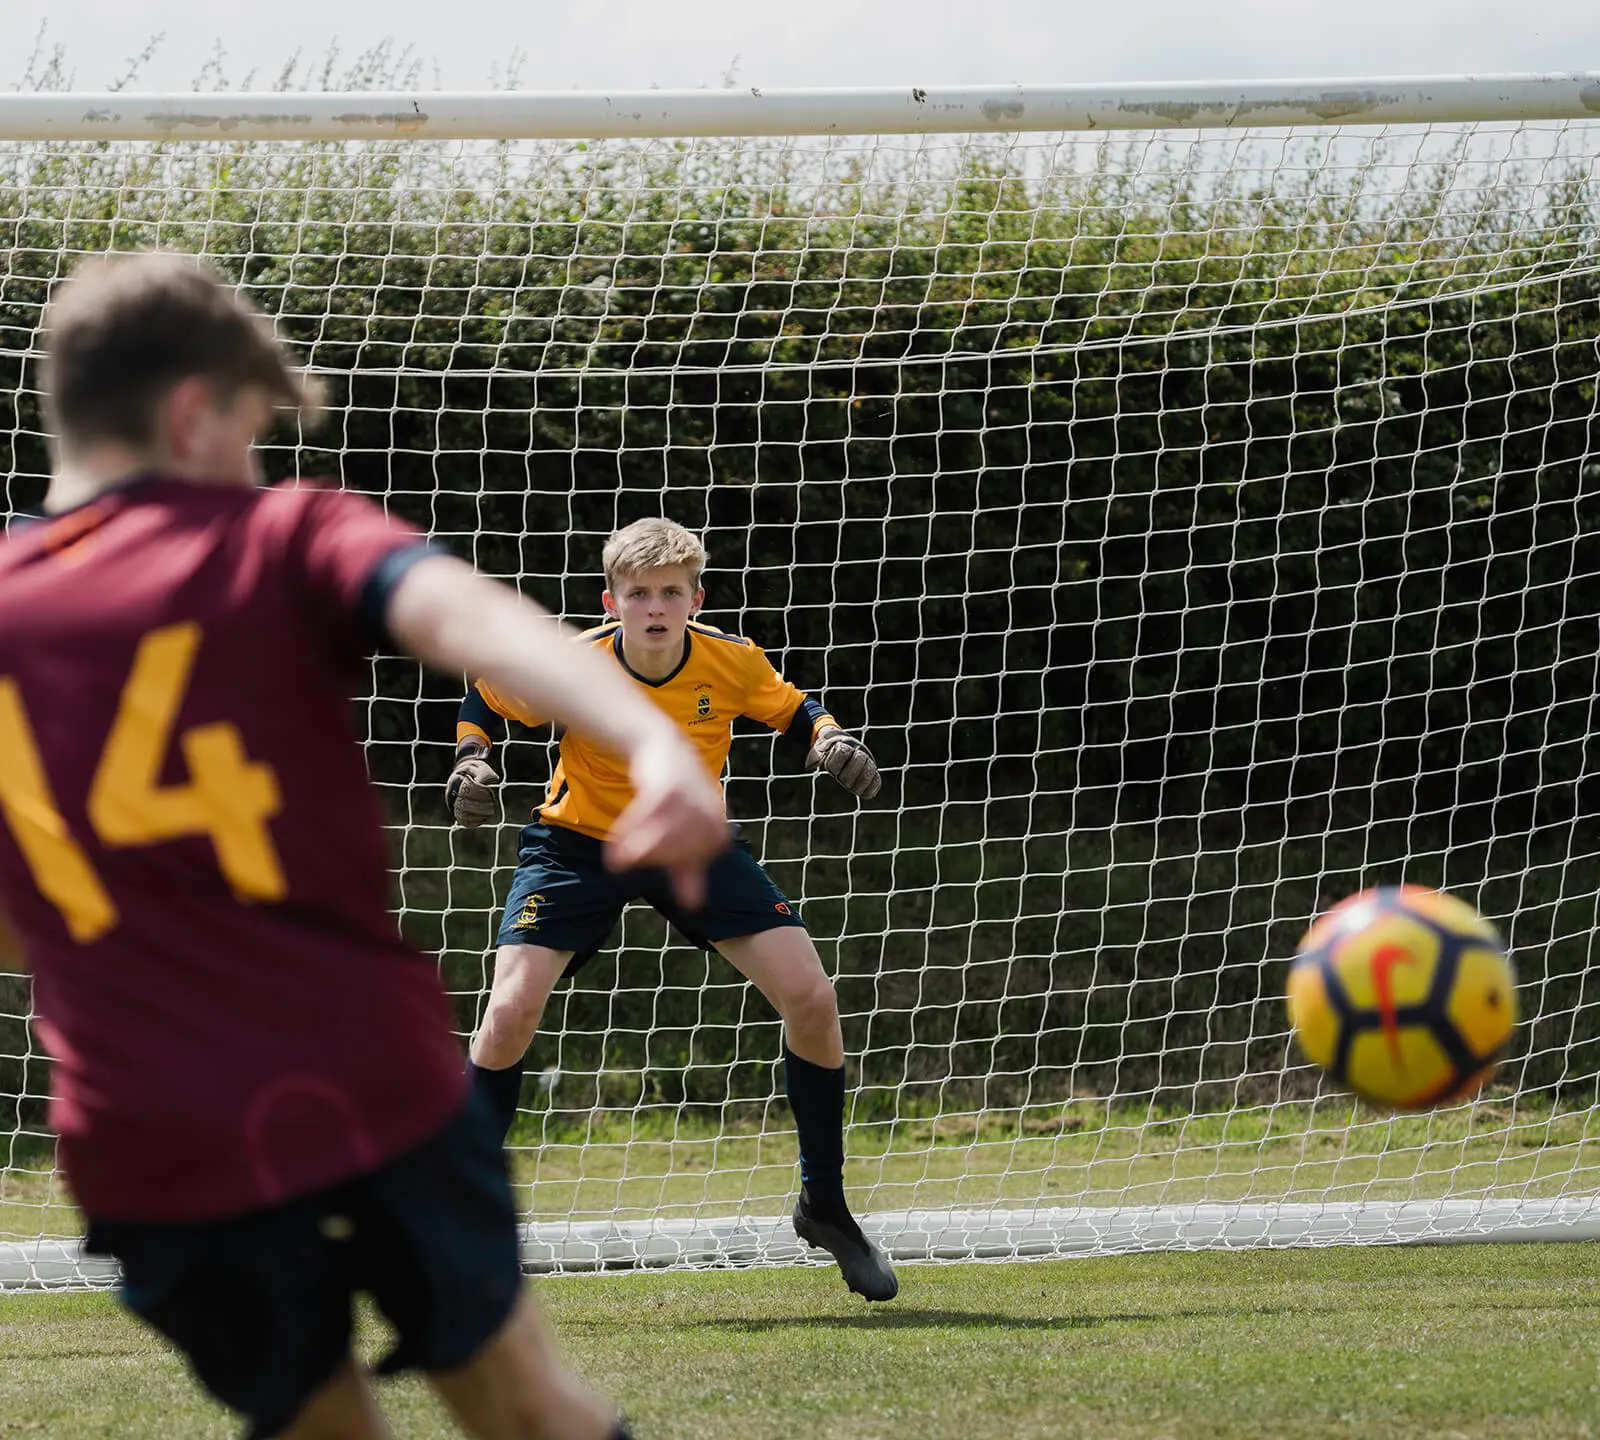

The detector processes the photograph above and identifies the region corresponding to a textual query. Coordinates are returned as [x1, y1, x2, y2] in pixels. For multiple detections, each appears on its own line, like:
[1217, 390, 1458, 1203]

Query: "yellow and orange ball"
[1287, 886, 1517, 1110]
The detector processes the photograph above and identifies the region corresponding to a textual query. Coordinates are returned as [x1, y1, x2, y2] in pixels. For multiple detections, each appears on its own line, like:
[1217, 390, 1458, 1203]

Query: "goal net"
[2, 80, 1599, 1287]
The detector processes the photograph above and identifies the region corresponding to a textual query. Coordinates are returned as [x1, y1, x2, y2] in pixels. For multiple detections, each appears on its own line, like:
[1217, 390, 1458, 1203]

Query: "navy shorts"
[84, 1087, 522, 1440]
[495, 821, 806, 971]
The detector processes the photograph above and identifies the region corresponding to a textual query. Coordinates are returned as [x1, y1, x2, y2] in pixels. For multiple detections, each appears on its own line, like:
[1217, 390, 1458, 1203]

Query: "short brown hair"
[602, 518, 708, 590]
[42, 250, 313, 451]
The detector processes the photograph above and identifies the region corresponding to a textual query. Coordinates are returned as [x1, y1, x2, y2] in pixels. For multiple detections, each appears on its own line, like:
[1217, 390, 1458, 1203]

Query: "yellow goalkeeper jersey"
[457, 620, 835, 840]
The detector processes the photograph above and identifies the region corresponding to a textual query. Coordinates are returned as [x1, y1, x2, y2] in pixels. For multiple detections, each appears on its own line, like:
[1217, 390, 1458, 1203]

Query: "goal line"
[6, 1198, 1600, 1289]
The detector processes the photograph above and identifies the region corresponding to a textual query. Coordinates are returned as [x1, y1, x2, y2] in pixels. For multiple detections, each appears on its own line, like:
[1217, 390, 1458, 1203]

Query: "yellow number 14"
[0, 622, 286, 943]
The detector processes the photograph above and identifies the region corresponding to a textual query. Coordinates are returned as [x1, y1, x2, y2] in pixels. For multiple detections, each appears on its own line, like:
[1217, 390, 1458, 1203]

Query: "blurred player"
[449, 518, 898, 1303]
[0, 251, 731, 1440]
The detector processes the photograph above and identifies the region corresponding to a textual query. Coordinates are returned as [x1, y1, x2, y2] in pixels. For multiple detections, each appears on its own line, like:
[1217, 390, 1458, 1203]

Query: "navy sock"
[469, 1056, 526, 1142]
[784, 1045, 847, 1215]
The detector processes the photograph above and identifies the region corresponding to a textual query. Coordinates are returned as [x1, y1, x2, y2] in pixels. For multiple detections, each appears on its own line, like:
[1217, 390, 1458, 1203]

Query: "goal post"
[2, 75, 1599, 1288]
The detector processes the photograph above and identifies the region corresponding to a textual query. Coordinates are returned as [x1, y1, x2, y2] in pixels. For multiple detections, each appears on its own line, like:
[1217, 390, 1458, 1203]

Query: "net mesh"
[2, 118, 1599, 1283]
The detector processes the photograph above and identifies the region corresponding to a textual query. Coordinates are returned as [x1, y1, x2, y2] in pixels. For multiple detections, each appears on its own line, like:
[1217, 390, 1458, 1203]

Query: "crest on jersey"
[691, 683, 715, 724]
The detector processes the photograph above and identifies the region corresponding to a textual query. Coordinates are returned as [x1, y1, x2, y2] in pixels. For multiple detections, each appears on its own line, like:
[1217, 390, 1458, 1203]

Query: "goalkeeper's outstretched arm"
[446, 685, 505, 828]
[386, 554, 727, 906]
[763, 681, 882, 801]
[805, 721, 882, 800]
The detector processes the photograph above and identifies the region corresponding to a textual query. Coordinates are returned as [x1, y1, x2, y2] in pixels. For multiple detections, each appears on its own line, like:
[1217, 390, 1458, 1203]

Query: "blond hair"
[602, 517, 708, 590]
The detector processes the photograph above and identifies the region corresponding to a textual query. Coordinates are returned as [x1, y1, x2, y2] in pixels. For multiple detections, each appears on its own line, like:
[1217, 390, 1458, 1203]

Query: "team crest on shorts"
[512, 892, 548, 930]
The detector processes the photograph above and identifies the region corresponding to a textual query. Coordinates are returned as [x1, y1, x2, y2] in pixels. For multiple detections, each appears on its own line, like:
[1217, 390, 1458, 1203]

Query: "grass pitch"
[1, 1242, 1597, 1439]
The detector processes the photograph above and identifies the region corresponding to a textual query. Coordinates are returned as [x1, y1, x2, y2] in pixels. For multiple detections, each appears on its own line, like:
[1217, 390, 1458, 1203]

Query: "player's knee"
[483, 949, 567, 1032]
[483, 982, 548, 1035]
[781, 972, 840, 1040]
[430, 1296, 614, 1440]
[279, 1359, 385, 1440]
[475, 998, 545, 1069]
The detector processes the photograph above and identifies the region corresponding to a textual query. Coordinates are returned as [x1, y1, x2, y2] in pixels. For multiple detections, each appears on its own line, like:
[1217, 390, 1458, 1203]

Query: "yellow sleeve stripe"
[811, 711, 838, 741]
[457, 721, 493, 750]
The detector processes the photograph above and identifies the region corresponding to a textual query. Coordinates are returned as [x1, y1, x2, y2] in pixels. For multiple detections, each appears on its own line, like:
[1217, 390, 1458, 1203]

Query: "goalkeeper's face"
[603, 564, 704, 659]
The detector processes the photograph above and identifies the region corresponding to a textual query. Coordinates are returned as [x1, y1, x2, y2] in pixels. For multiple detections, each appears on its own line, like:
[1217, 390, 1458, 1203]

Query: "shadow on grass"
[651, 1286, 1600, 1336]
[672, 1307, 1160, 1332]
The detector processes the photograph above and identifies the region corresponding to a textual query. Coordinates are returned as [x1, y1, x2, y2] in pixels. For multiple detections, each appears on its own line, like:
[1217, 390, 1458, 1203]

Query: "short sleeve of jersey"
[283, 487, 434, 666]
[741, 644, 809, 731]
[470, 624, 622, 734]
[474, 676, 546, 730]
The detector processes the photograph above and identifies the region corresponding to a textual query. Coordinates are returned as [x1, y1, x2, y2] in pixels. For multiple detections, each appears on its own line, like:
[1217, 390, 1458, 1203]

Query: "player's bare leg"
[714, 928, 898, 1301]
[469, 942, 575, 1140]
[428, 1293, 623, 1440]
[472, 942, 574, 1068]
[714, 927, 843, 1066]
[280, 1357, 392, 1440]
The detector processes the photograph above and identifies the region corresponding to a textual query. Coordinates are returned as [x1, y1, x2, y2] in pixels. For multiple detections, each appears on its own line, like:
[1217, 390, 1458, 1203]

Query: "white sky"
[4, 0, 1600, 94]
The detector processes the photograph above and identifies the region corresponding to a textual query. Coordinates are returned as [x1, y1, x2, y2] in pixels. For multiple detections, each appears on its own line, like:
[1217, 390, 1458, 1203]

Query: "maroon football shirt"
[0, 476, 467, 1222]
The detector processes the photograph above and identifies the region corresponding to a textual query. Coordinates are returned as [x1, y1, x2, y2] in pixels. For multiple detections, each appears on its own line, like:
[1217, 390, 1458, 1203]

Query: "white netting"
[2, 113, 1599, 1286]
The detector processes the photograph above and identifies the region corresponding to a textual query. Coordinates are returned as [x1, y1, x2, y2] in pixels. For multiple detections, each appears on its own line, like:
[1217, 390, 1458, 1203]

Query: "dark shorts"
[84, 1087, 522, 1440]
[495, 821, 807, 972]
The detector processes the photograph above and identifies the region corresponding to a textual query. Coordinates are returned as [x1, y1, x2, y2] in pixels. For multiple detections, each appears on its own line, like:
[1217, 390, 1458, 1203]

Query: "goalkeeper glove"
[446, 742, 500, 827]
[807, 726, 881, 800]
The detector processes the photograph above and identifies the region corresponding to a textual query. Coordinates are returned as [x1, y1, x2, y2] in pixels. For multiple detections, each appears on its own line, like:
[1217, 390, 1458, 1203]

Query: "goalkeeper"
[449, 517, 897, 1303]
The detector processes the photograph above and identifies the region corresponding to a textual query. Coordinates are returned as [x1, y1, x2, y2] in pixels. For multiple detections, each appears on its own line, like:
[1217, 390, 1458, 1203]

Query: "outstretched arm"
[747, 652, 881, 801]
[387, 554, 727, 906]
[445, 685, 510, 828]
[805, 723, 882, 800]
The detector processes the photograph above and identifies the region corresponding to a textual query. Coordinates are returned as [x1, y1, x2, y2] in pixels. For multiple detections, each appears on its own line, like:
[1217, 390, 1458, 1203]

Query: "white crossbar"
[0, 73, 1596, 141]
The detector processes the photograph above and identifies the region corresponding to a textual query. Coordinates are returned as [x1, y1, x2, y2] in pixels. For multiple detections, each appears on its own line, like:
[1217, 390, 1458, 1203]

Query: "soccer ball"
[1286, 885, 1517, 1110]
